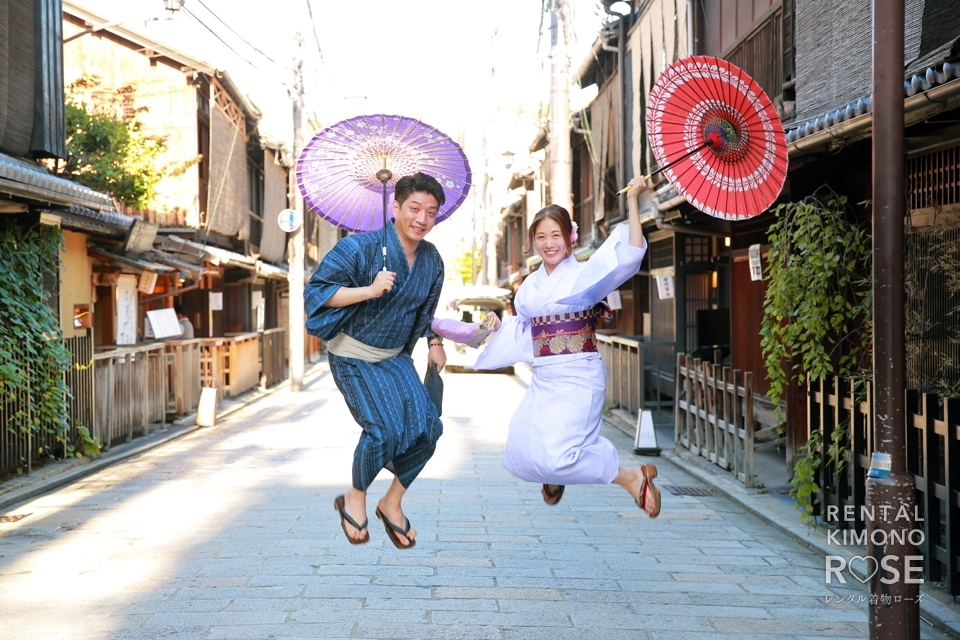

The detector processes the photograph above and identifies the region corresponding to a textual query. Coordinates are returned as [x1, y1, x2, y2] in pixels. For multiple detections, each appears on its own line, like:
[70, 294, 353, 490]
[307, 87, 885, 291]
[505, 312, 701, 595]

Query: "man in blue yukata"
[304, 172, 447, 549]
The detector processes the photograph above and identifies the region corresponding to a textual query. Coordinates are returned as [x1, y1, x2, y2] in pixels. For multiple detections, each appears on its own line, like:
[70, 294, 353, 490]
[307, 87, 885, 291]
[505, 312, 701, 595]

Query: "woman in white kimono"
[472, 178, 660, 516]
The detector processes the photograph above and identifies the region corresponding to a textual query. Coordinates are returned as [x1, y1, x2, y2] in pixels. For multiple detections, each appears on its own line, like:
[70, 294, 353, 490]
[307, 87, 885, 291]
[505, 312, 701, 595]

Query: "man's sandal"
[636, 465, 661, 518]
[375, 507, 416, 549]
[334, 495, 369, 544]
[541, 483, 565, 506]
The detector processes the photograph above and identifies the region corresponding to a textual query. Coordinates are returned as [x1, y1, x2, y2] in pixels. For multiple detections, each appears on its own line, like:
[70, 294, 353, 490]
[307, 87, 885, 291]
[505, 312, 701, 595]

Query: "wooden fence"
[2, 328, 285, 478]
[93, 344, 166, 449]
[598, 335, 644, 415]
[1, 333, 96, 476]
[806, 377, 872, 530]
[164, 340, 202, 416]
[199, 333, 261, 399]
[261, 328, 287, 389]
[675, 353, 785, 488]
[596, 335, 675, 414]
[809, 378, 960, 595]
[1, 349, 33, 475]
[64, 331, 95, 456]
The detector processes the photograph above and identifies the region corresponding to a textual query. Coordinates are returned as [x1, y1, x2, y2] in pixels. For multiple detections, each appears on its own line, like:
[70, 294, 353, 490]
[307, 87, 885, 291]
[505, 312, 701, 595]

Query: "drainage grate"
[663, 485, 713, 497]
[0, 514, 30, 524]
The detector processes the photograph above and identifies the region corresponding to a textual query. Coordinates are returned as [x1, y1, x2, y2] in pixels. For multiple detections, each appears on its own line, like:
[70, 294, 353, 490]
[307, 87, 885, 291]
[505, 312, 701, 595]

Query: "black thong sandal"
[375, 507, 416, 549]
[541, 483, 565, 506]
[636, 465, 661, 518]
[334, 495, 369, 544]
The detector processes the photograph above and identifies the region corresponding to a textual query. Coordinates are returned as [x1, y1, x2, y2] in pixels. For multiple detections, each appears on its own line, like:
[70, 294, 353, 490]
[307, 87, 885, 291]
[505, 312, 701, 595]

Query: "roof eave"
[62, 3, 217, 76]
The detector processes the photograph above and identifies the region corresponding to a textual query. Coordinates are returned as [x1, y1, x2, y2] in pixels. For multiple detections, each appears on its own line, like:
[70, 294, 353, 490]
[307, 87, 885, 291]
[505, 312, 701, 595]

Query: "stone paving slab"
[0, 367, 954, 639]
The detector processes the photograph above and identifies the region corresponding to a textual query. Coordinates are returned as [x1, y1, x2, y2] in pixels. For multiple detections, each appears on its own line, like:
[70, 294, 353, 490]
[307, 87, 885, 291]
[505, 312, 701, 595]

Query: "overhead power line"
[181, 5, 261, 70]
[194, 0, 277, 64]
[303, 0, 340, 100]
[304, 0, 326, 68]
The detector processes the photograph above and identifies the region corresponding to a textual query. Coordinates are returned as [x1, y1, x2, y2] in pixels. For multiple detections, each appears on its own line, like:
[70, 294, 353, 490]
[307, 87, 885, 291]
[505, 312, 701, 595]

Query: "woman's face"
[534, 218, 569, 272]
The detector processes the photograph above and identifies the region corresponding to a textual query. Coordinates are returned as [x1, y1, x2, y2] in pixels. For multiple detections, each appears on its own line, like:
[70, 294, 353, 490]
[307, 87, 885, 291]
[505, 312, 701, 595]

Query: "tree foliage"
[60, 76, 166, 209]
[458, 247, 482, 285]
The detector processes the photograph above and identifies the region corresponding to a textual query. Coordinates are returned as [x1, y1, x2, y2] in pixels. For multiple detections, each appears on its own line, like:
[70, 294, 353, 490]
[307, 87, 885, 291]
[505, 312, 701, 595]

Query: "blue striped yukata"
[305, 220, 444, 491]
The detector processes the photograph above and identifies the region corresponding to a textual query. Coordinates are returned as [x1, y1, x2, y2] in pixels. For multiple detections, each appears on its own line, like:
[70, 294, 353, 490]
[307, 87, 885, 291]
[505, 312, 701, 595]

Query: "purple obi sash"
[531, 307, 602, 358]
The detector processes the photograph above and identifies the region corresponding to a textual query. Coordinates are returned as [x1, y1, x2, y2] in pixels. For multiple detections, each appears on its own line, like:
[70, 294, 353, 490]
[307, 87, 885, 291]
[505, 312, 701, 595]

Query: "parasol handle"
[377, 168, 393, 271]
[617, 138, 715, 195]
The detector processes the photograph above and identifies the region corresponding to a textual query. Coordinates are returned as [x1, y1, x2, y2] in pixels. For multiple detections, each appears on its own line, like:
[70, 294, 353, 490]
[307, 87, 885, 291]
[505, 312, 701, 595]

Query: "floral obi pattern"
[531, 308, 602, 358]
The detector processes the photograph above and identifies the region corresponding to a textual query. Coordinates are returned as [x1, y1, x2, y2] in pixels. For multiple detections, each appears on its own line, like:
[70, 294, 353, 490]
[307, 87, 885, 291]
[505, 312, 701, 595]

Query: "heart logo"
[848, 556, 879, 583]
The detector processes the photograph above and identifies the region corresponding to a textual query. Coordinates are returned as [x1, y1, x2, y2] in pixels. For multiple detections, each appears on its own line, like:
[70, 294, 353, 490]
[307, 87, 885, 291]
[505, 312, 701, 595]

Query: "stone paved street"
[0, 364, 951, 639]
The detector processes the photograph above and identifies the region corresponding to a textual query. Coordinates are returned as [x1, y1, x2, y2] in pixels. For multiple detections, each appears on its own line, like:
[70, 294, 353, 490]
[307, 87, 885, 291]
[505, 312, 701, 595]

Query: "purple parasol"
[296, 114, 472, 233]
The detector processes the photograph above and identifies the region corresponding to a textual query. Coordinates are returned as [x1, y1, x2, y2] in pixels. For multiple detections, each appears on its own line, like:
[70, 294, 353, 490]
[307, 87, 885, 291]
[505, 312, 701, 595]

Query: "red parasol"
[628, 56, 788, 220]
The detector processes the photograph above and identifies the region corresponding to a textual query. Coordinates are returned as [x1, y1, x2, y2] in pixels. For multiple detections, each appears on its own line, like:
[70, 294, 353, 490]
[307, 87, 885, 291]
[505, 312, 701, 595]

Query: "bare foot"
[340, 489, 368, 542]
[377, 499, 416, 547]
[613, 465, 660, 517]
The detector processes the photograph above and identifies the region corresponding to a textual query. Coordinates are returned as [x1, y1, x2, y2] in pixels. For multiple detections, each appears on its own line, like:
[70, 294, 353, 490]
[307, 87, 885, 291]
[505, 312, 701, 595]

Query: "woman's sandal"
[375, 507, 416, 549]
[334, 495, 369, 544]
[541, 483, 565, 506]
[636, 465, 661, 518]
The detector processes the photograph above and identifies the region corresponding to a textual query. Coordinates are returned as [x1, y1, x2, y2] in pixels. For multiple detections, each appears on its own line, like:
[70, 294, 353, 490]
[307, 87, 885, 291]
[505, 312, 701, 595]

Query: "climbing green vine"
[759, 190, 872, 523]
[791, 430, 822, 524]
[0, 222, 96, 474]
[761, 191, 872, 408]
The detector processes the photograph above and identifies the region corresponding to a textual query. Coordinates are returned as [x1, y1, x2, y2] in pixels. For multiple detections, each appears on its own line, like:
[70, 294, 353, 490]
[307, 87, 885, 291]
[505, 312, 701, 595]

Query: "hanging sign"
[277, 208, 301, 233]
[656, 274, 675, 300]
[138, 270, 158, 294]
[749, 244, 763, 281]
[116, 275, 138, 345]
[606, 290, 623, 311]
[209, 291, 223, 311]
[146, 308, 183, 339]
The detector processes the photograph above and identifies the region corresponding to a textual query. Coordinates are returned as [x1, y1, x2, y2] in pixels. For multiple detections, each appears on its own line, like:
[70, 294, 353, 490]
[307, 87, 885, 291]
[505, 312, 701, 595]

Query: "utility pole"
[288, 33, 305, 392]
[548, 0, 572, 213]
[868, 1, 919, 637]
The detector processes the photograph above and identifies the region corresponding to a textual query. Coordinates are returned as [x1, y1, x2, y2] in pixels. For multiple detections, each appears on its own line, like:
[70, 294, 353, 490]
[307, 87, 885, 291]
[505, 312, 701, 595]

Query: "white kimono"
[474, 224, 646, 485]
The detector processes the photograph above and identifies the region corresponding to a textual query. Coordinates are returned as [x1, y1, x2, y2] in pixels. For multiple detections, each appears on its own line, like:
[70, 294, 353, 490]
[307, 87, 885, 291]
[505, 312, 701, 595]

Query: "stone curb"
[604, 414, 960, 638]
[0, 360, 330, 512]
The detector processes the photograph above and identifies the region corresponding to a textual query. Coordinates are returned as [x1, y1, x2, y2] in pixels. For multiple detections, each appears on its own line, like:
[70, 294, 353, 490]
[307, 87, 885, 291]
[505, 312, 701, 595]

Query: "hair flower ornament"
[570, 219, 579, 244]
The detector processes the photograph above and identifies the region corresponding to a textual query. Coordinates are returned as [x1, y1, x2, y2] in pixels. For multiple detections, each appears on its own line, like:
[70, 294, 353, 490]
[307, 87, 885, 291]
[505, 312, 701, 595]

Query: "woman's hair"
[525, 204, 574, 255]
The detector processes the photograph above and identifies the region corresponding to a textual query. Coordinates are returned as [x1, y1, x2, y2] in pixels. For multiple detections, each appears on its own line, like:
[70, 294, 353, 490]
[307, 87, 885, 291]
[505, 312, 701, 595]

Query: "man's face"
[392, 191, 439, 246]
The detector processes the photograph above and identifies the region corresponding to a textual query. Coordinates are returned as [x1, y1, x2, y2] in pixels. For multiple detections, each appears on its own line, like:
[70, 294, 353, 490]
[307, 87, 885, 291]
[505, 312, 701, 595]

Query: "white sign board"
[656, 274, 675, 300]
[116, 274, 138, 345]
[606, 290, 622, 311]
[209, 291, 223, 311]
[252, 291, 263, 309]
[749, 244, 763, 281]
[146, 308, 183, 339]
[138, 270, 158, 294]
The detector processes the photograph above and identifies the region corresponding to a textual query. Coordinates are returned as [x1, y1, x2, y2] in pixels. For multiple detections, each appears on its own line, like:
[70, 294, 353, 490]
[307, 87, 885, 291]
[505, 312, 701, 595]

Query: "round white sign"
[277, 208, 301, 233]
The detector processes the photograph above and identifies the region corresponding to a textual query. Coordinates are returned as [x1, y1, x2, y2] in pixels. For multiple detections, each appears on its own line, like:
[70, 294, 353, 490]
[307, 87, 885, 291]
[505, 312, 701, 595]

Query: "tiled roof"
[68, 204, 132, 228]
[0, 152, 113, 210]
[785, 61, 960, 145]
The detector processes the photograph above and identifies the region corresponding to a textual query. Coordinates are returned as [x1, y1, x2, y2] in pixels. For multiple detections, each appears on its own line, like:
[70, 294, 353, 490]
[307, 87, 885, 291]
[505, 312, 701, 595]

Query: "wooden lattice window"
[211, 79, 246, 139]
[650, 236, 674, 270]
[684, 236, 711, 263]
[907, 144, 960, 212]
